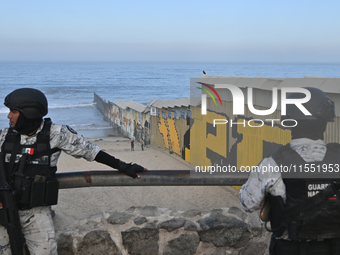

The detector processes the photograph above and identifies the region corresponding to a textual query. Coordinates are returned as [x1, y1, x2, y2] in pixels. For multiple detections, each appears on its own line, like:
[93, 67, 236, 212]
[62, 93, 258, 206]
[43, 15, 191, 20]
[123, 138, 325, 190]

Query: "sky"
[1, 0, 340, 62]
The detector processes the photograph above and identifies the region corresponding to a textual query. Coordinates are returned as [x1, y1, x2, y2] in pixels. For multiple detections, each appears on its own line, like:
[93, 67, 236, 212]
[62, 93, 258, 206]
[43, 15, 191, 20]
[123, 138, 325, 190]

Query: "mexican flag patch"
[22, 148, 34, 155]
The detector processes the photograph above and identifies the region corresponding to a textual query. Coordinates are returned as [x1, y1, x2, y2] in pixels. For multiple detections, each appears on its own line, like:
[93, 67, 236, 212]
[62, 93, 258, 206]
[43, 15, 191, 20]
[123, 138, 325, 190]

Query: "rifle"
[0, 152, 26, 254]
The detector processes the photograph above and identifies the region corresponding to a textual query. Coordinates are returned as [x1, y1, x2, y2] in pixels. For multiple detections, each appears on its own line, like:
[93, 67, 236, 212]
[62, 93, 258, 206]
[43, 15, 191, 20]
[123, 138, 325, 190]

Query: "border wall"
[94, 92, 151, 144]
[94, 76, 340, 171]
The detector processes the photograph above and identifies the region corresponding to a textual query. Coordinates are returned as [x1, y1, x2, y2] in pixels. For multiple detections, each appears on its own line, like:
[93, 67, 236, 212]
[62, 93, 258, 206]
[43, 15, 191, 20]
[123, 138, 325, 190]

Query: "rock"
[228, 207, 247, 221]
[247, 211, 262, 236]
[181, 209, 201, 217]
[158, 218, 186, 232]
[239, 241, 267, 255]
[234, 231, 251, 249]
[199, 213, 247, 231]
[57, 233, 74, 255]
[210, 209, 223, 217]
[107, 211, 134, 225]
[122, 227, 159, 255]
[198, 214, 248, 247]
[145, 221, 158, 229]
[210, 252, 226, 255]
[77, 230, 122, 255]
[134, 216, 148, 225]
[163, 233, 200, 255]
[183, 220, 197, 231]
[198, 227, 248, 247]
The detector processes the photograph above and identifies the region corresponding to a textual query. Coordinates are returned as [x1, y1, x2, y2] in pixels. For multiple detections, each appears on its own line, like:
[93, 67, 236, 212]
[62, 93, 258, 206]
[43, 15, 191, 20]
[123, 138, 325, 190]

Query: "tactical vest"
[269, 143, 340, 241]
[1, 118, 60, 209]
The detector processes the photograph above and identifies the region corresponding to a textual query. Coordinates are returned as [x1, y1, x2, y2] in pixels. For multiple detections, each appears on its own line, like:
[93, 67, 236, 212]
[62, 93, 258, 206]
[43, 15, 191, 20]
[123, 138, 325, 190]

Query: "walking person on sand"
[131, 138, 134, 151]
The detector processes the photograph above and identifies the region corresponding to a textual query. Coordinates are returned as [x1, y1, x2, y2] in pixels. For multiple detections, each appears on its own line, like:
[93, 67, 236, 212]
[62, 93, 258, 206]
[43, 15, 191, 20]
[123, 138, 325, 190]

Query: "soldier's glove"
[119, 161, 145, 179]
[95, 151, 146, 178]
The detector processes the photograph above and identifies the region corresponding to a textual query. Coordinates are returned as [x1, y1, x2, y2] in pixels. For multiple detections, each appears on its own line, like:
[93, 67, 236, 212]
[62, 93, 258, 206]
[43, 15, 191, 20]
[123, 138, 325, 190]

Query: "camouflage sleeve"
[50, 124, 100, 161]
[238, 157, 286, 213]
[0, 128, 9, 151]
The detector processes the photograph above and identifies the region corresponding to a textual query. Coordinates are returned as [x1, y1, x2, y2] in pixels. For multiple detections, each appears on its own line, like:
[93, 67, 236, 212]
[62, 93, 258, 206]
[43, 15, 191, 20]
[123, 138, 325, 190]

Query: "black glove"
[119, 161, 145, 179]
[95, 151, 146, 178]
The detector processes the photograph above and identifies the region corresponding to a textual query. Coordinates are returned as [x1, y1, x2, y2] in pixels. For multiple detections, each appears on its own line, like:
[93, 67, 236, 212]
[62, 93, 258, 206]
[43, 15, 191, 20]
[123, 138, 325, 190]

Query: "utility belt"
[14, 174, 59, 210]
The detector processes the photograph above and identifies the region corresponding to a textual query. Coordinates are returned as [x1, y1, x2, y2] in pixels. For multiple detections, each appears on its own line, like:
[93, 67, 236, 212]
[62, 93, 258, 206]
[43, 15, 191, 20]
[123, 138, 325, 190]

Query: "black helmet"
[284, 87, 335, 122]
[4, 88, 48, 119]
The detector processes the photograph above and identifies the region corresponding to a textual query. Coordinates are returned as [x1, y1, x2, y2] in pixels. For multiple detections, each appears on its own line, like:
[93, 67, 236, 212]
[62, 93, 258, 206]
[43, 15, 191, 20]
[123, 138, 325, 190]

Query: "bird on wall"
[203, 70, 206, 74]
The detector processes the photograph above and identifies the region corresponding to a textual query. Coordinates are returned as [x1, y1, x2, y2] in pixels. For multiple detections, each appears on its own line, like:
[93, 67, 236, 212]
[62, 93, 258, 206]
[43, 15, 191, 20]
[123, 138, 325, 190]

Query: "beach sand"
[53, 134, 240, 220]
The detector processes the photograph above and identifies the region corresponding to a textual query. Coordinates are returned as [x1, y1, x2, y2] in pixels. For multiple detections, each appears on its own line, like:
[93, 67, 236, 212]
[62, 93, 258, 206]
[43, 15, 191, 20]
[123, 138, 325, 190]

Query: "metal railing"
[56, 170, 249, 189]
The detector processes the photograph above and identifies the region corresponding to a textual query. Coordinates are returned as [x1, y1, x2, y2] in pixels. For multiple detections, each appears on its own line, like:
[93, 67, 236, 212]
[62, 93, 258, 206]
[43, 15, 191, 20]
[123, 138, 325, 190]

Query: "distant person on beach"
[131, 138, 134, 151]
[0, 88, 148, 254]
[239, 88, 340, 255]
[141, 138, 144, 150]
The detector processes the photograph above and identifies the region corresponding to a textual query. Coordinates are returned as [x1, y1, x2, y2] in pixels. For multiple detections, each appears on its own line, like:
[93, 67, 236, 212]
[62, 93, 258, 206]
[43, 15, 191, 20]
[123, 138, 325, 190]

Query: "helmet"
[4, 88, 48, 119]
[284, 87, 335, 122]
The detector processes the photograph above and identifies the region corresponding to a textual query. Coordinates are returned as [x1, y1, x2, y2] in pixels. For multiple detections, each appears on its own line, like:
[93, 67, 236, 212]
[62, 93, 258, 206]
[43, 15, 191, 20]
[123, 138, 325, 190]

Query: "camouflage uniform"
[0, 119, 100, 255]
[239, 138, 327, 240]
[239, 138, 327, 212]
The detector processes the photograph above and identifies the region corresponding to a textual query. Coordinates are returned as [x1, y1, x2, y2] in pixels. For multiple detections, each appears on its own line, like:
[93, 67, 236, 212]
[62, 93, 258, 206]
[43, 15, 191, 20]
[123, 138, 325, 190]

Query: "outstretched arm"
[95, 150, 148, 178]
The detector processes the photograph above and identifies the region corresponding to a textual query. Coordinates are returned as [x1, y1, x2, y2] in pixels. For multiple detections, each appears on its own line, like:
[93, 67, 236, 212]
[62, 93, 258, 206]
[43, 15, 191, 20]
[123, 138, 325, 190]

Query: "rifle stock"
[0, 152, 26, 255]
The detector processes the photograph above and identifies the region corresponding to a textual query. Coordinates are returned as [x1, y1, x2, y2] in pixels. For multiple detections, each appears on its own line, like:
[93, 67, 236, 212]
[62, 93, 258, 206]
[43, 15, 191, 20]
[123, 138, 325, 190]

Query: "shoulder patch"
[66, 125, 77, 134]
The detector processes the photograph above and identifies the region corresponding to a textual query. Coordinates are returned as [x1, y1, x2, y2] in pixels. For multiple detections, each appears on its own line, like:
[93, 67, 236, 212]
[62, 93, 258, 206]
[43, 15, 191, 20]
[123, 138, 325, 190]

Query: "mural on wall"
[157, 117, 181, 155]
[94, 93, 150, 144]
[155, 105, 292, 170]
[95, 91, 293, 170]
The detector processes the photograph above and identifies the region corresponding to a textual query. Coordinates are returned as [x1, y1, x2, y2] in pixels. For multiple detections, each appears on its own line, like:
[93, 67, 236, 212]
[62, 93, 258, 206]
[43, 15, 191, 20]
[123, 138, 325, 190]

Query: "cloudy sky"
[1, 0, 339, 62]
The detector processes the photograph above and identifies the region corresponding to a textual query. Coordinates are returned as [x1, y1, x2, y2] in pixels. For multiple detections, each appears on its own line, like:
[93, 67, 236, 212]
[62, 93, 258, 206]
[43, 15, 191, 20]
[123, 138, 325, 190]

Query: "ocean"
[0, 62, 339, 138]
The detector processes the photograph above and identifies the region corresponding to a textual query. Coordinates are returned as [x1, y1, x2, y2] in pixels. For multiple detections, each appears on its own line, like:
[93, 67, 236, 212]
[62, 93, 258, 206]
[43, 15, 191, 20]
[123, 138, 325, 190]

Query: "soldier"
[239, 87, 340, 255]
[0, 88, 147, 254]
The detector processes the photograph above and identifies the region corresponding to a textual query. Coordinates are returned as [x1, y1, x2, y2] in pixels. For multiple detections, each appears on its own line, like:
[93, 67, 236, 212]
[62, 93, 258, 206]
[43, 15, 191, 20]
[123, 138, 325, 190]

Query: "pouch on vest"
[30, 175, 59, 208]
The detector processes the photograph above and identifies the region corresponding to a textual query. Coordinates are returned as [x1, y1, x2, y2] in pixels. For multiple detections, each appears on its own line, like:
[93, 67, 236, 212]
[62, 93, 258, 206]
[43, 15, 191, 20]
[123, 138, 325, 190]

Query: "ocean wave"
[68, 123, 111, 131]
[49, 102, 96, 109]
[0, 103, 97, 112]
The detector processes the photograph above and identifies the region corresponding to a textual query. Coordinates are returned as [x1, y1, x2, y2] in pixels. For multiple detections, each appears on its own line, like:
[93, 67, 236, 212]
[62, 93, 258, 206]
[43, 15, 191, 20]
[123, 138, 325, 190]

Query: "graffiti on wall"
[156, 105, 292, 169]
[157, 118, 181, 155]
[94, 92, 150, 144]
[96, 91, 292, 170]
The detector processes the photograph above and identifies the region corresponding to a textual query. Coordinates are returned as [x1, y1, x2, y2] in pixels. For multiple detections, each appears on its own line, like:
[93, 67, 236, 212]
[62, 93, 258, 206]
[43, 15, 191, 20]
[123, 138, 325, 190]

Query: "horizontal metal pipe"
[56, 170, 249, 189]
